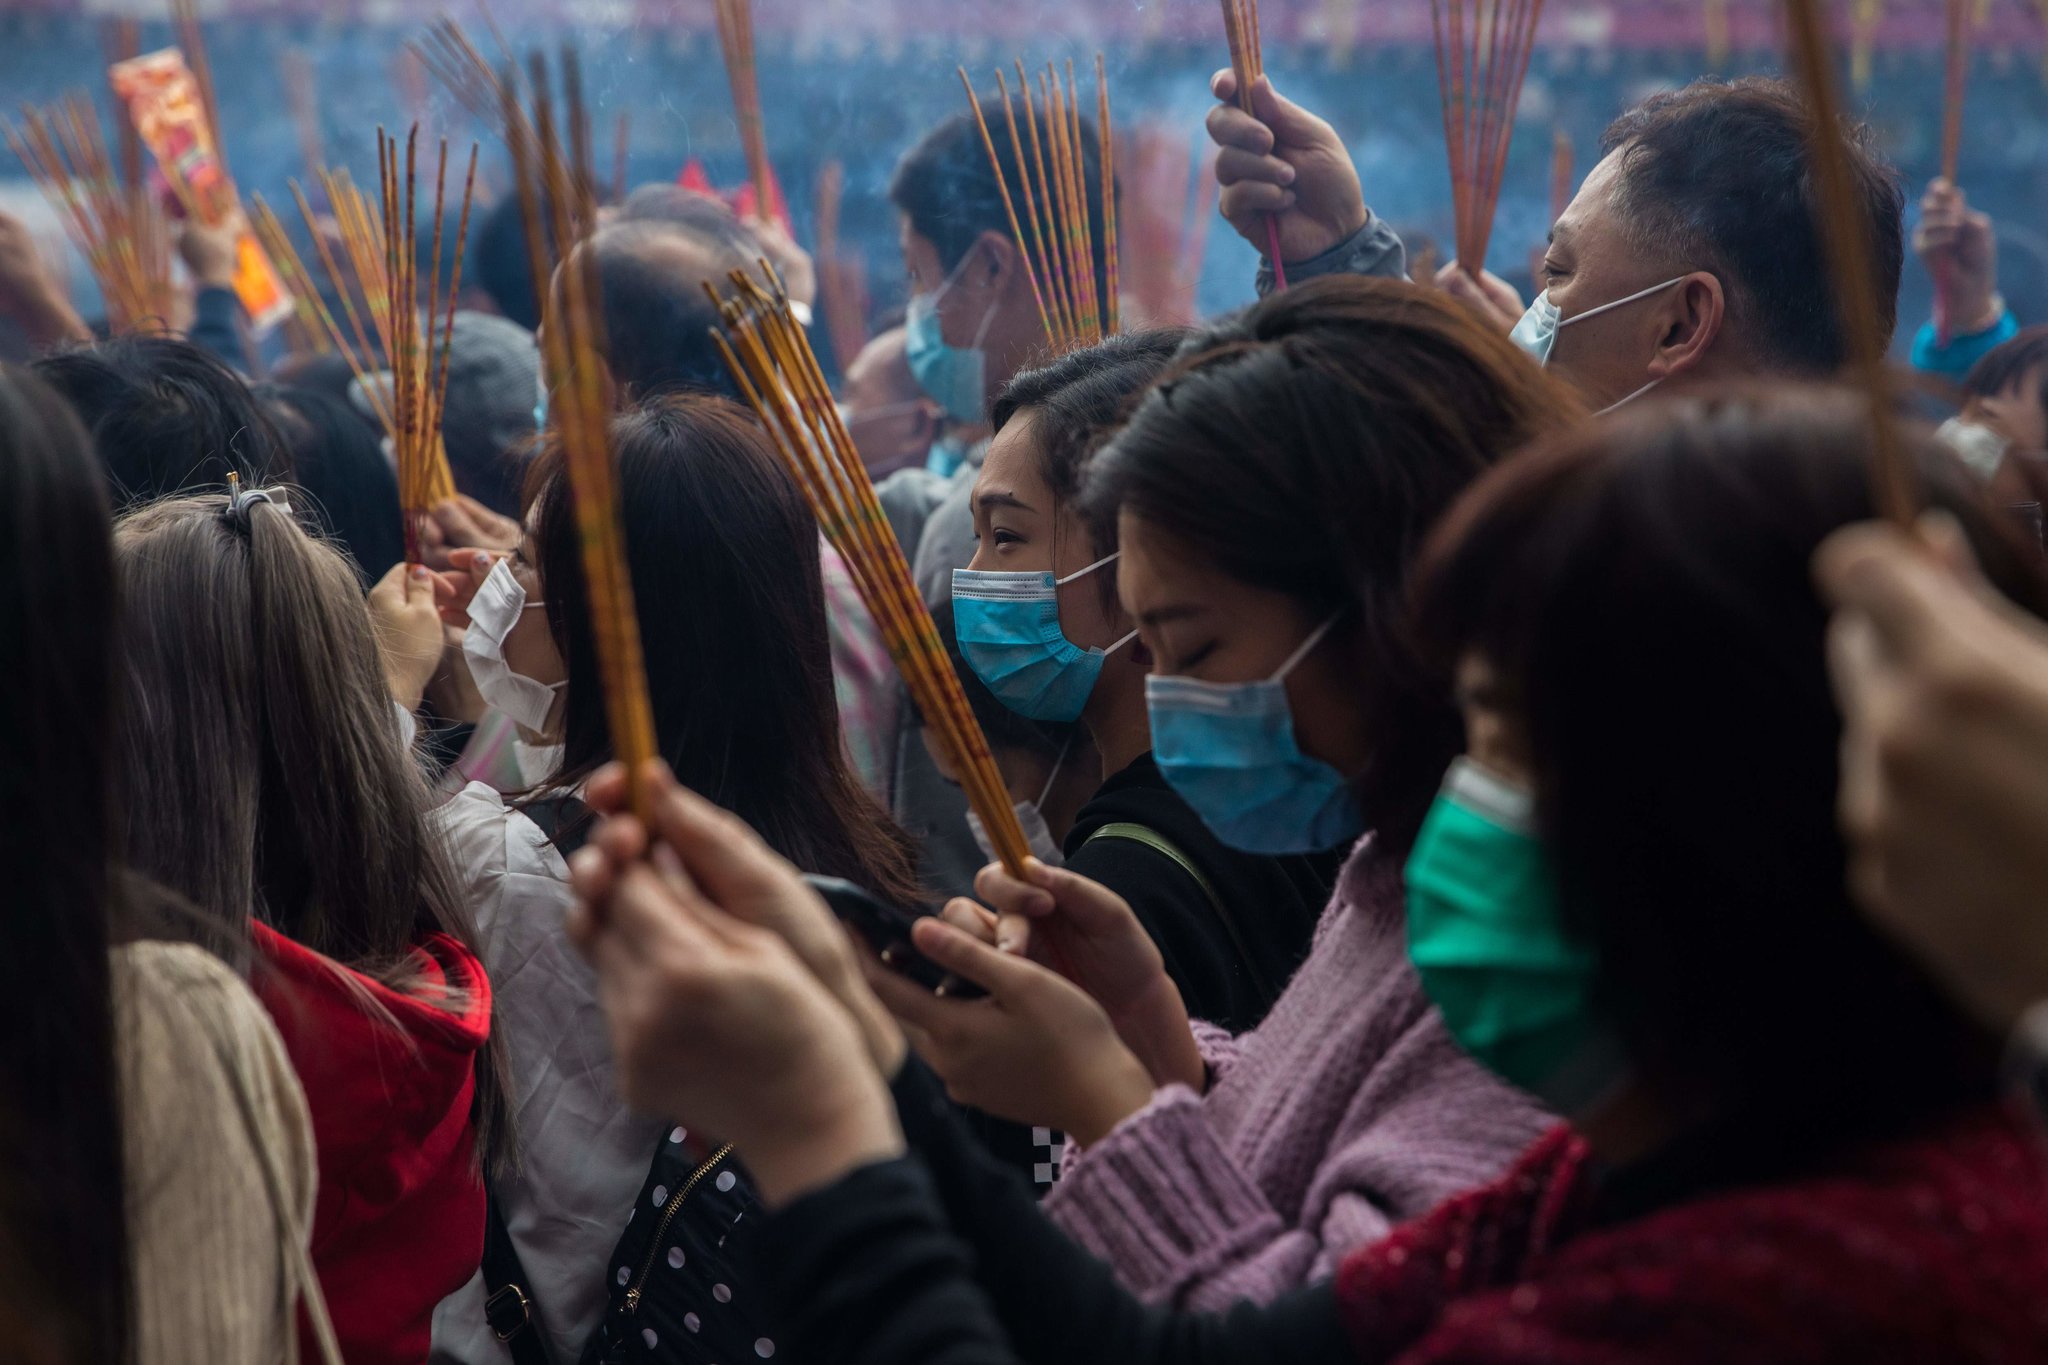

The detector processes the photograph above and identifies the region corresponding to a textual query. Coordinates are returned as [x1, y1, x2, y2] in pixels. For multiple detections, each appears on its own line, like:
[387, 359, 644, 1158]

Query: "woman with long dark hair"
[1, 363, 335, 1364]
[112, 482, 509, 1365]
[428, 392, 921, 1364]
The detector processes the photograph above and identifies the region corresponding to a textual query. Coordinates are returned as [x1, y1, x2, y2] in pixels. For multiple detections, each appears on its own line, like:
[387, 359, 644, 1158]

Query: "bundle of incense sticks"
[956, 56, 1119, 355]
[714, 0, 775, 223]
[708, 270, 1034, 877]
[246, 204, 330, 357]
[283, 49, 327, 188]
[1933, 0, 1971, 344]
[1781, 0, 1916, 525]
[502, 49, 658, 821]
[1220, 0, 1289, 289]
[814, 159, 873, 375]
[1431, 0, 1547, 281]
[5, 95, 173, 332]
[250, 134, 473, 551]
[413, 16, 529, 141]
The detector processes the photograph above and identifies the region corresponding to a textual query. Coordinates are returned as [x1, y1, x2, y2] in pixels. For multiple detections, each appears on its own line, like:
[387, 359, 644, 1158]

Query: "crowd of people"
[3, 41, 2048, 1365]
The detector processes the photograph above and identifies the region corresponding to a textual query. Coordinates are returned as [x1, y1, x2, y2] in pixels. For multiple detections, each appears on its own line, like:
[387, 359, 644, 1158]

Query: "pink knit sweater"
[1042, 839, 1555, 1311]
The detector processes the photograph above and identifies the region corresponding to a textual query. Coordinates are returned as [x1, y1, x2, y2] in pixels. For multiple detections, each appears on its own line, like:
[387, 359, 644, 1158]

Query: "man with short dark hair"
[1208, 72, 1905, 410]
[568, 219, 749, 404]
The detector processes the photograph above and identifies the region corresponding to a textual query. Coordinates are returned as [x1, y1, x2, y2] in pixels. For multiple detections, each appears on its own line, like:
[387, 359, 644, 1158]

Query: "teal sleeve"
[1911, 308, 2020, 384]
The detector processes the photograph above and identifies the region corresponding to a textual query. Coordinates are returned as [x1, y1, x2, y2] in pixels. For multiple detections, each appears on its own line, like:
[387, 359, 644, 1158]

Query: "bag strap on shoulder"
[482, 1191, 556, 1365]
[1081, 822, 1277, 1001]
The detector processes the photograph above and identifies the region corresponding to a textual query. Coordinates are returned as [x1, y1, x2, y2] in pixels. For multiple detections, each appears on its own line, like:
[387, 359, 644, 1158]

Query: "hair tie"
[223, 472, 292, 526]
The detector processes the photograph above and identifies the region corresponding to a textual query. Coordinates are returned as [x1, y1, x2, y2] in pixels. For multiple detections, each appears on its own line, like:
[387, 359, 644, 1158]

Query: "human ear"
[1650, 272, 1725, 379]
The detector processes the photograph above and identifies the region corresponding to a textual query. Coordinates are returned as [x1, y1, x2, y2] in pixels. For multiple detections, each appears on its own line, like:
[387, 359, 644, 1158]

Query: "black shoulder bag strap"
[1082, 821, 1279, 1002]
[483, 1188, 557, 1365]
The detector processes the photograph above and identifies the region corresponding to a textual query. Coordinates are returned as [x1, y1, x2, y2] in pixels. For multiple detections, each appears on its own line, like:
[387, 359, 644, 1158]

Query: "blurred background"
[3, 0, 2043, 363]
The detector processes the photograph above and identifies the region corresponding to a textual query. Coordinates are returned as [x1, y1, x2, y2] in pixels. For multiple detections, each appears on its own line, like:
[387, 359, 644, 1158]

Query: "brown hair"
[1079, 274, 1585, 854]
[112, 494, 511, 1171]
[527, 394, 924, 907]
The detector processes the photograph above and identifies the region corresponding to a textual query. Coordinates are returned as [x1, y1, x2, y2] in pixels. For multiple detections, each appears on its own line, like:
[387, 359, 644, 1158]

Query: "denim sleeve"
[1254, 213, 1408, 298]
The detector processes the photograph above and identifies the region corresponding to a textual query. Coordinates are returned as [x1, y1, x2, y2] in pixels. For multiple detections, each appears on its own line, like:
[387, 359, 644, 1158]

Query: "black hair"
[1962, 324, 2048, 405]
[33, 334, 292, 506]
[471, 191, 551, 331]
[256, 384, 406, 583]
[0, 365, 131, 1363]
[1080, 276, 1584, 855]
[889, 97, 1110, 307]
[1414, 384, 2046, 1155]
[528, 394, 923, 908]
[585, 222, 747, 403]
[991, 328, 1192, 598]
[1600, 76, 1905, 374]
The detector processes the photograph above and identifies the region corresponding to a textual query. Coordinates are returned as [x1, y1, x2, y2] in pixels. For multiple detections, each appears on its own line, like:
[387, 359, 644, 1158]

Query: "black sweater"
[1063, 753, 1336, 1033]
[758, 1061, 1349, 1365]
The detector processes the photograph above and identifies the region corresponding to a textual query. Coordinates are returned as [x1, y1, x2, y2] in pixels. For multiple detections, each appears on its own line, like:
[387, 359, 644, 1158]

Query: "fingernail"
[1278, 164, 1296, 185]
[1281, 191, 1298, 208]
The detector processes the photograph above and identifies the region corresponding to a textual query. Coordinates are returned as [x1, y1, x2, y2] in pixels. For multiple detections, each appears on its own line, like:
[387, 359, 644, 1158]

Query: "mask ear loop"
[1053, 550, 1140, 660]
[1272, 612, 1344, 682]
[1035, 732, 1076, 809]
[1554, 273, 1690, 330]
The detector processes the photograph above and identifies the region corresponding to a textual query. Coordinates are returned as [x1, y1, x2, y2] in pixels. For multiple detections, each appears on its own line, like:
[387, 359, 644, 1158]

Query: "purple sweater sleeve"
[1042, 848, 1555, 1312]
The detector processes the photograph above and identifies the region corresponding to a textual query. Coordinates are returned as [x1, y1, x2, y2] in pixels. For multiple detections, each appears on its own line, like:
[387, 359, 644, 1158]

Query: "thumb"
[912, 917, 1044, 998]
[1251, 76, 1328, 147]
[1813, 519, 1983, 664]
[406, 564, 440, 604]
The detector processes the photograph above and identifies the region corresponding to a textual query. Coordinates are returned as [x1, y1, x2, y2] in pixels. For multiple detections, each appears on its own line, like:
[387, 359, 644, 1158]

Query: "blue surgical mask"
[1404, 757, 1624, 1113]
[1146, 615, 1364, 855]
[926, 434, 970, 478]
[906, 253, 999, 425]
[1509, 275, 1688, 368]
[953, 553, 1134, 723]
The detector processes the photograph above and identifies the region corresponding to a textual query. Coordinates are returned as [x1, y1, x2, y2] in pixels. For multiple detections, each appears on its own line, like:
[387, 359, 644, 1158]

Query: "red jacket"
[252, 921, 491, 1365]
[1338, 1105, 2048, 1363]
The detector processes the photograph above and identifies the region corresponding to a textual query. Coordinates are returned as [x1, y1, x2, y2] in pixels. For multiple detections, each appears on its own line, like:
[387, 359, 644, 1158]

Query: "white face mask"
[1936, 417, 2011, 480]
[965, 737, 1072, 868]
[1509, 275, 1690, 370]
[513, 738, 564, 787]
[462, 558, 565, 737]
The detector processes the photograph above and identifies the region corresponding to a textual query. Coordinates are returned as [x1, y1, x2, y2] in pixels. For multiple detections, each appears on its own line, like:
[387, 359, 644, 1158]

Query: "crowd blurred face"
[1964, 368, 2048, 458]
[1116, 511, 1374, 783]
[1535, 152, 1725, 411]
[966, 412, 1130, 657]
[1450, 655, 1530, 790]
[899, 221, 1043, 418]
[841, 327, 941, 475]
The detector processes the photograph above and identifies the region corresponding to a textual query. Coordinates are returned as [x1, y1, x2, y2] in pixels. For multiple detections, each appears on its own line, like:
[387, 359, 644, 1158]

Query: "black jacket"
[1064, 753, 1337, 1033]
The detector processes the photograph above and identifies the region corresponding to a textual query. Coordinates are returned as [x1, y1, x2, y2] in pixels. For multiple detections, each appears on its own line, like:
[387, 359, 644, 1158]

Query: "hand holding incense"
[1220, 0, 1290, 289]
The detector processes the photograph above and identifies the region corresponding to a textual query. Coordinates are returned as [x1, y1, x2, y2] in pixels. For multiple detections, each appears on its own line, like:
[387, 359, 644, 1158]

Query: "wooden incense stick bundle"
[957, 57, 1118, 355]
[714, 0, 775, 221]
[1781, 0, 1916, 525]
[1432, 0, 1547, 280]
[252, 134, 472, 541]
[247, 201, 333, 356]
[1933, 0, 1971, 344]
[1220, 0, 1290, 288]
[502, 50, 658, 821]
[814, 159, 873, 375]
[708, 271, 1034, 877]
[5, 95, 173, 332]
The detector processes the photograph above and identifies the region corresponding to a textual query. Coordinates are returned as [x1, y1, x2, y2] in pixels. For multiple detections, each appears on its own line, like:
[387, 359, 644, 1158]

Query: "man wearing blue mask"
[1206, 72, 1905, 411]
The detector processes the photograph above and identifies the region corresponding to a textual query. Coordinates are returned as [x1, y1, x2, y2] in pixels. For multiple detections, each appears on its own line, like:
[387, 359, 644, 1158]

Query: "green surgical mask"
[1404, 757, 1623, 1113]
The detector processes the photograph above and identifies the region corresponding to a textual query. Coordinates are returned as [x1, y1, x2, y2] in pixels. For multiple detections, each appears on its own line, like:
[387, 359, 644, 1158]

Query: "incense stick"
[709, 269, 1034, 876]
[6, 95, 174, 332]
[714, 0, 775, 223]
[958, 58, 1118, 355]
[1432, 0, 1547, 281]
[501, 51, 658, 822]
[1220, 0, 1289, 289]
[1933, 0, 1971, 345]
[1781, 0, 1916, 525]
[814, 159, 873, 375]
